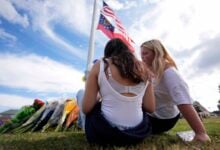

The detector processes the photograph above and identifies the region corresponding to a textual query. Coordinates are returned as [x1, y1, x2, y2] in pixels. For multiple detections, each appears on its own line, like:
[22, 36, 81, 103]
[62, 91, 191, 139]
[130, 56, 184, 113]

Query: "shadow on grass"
[0, 132, 213, 150]
[0, 132, 88, 150]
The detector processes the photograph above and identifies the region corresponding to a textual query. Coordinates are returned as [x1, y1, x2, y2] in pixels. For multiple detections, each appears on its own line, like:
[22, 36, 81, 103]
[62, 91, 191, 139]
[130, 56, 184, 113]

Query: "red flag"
[97, 14, 115, 39]
[98, 1, 135, 52]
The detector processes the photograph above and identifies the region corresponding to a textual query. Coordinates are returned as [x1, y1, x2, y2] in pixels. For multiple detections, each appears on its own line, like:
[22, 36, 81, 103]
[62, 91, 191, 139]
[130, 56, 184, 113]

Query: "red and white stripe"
[100, 6, 134, 45]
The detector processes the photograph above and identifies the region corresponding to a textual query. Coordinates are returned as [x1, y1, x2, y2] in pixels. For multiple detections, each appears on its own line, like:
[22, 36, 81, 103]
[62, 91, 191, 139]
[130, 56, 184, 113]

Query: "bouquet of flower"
[31, 101, 58, 132]
[41, 103, 64, 132]
[0, 106, 35, 133]
[33, 99, 45, 110]
[12, 104, 46, 133]
[55, 99, 76, 132]
[64, 101, 79, 130]
[0, 99, 44, 134]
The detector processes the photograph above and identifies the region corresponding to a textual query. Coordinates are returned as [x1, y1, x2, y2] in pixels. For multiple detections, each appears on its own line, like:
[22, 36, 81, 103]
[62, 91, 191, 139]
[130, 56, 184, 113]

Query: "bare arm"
[82, 62, 100, 114]
[143, 82, 155, 113]
[178, 104, 211, 142]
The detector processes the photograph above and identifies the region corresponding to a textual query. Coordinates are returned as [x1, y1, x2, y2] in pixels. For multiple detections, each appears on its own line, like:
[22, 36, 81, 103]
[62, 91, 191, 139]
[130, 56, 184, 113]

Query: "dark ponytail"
[103, 38, 147, 83]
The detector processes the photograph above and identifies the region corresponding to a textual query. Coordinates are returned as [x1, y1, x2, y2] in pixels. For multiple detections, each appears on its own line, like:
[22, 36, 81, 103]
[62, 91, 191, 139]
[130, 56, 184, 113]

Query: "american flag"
[98, 1, 135, 52]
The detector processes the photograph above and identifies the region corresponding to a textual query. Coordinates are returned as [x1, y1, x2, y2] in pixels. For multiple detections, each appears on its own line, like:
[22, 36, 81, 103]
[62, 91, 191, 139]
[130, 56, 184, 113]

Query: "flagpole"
[86, 0, 97, 78]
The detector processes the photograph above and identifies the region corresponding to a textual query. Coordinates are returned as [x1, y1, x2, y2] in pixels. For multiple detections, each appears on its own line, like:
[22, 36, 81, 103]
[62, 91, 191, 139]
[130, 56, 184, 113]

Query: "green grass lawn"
[0, 117, 219, 150]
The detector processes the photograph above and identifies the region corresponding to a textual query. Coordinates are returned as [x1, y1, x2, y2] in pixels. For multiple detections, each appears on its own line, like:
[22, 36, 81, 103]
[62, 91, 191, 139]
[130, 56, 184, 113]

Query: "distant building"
[0, 120, 3, 126]
[0, 116, 11, 126]
[212, 110, 220, 116]
[0, 114, 4, 126]
[193, 101, 210, 118]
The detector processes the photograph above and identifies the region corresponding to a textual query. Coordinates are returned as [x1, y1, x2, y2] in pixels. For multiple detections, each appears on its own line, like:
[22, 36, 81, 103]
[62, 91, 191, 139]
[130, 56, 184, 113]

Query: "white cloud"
[131, 0, 220, 52]
[0, 28, 17, 42]
[127, 0, 220, 111]
[0, 94, 34, 109]
[105, 0, 124, 10]
[192, 35, 220, 73]
[105, 0, 138, 10]
[41, 24, 86, 60]
[0, 53, 84, 93]
[52, 0, 91, 35]
[11, 0, 91, 35]
[0, 0, 29, 27]
[8, 0, 90, 59]
[0, 93, 74, 111]
[187, 71, 220, 111]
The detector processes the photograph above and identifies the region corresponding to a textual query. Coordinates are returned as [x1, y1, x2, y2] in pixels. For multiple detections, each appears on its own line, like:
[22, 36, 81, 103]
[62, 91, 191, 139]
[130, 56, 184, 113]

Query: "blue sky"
[0, 0, 220, 112]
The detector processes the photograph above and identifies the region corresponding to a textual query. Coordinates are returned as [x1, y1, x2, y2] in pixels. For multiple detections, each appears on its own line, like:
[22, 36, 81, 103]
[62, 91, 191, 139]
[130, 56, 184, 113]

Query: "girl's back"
[99, 59, 147, 129]
[105, 59, 141, 97]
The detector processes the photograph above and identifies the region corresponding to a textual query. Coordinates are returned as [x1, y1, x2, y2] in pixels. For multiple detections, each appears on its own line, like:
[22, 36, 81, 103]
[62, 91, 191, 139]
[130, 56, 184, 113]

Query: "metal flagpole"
[85, 0, 97, 78]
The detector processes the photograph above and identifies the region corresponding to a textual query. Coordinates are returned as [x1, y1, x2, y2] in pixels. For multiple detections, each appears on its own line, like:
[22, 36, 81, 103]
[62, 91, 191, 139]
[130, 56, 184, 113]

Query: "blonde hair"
[141, 39, 177, 81]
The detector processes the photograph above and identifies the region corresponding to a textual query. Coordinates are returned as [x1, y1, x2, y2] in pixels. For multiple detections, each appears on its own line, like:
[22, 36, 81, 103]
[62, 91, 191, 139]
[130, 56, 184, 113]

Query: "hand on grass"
[193, 133, 211, 143]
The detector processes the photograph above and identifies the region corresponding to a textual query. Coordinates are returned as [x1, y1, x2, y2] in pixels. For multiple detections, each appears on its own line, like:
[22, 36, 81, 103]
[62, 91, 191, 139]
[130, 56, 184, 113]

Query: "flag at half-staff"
[97, 1, 135, 52]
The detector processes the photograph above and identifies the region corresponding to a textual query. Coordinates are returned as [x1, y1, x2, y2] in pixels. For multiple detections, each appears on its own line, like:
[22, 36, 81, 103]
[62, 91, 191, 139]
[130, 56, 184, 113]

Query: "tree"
[218, 100, 220, 111]
[218, 85, 220, 110]
[219, 85, 220, 94]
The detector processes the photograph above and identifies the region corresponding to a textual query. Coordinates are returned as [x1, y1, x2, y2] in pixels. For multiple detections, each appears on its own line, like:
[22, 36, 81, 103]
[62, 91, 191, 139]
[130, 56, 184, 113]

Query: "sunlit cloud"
[127, 0, 220, 111]
[0, 0, 29, 27]
[131, 0, 220, 52]
[187, 71, 220, 111]
[7, 0, 91, 59]
[0, 53, 84, 93]
[105, 0, 138, 10]
[0, 93, 34, 109]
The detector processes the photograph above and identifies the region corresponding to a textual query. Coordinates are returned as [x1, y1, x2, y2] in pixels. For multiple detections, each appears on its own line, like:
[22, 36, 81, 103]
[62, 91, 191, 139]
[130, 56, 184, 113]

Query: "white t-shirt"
[98, 60, 148, 129]
[150, 67, 193, 119]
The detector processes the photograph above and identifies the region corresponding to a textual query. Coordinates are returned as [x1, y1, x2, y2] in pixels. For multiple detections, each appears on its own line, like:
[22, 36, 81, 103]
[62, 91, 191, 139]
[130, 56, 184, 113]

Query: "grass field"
[0, 117, 219, 150]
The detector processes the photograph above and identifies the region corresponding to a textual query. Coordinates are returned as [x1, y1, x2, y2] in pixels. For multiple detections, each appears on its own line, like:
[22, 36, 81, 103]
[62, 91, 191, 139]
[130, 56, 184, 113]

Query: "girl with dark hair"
[82, 38, 155, 146]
